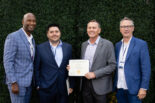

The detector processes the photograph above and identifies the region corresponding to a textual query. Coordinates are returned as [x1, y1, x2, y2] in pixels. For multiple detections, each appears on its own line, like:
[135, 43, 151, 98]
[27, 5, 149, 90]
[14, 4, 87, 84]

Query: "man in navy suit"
[34, 24, 74, 103]
[114, 17, 151, 103]
[3, 13, 36, 103]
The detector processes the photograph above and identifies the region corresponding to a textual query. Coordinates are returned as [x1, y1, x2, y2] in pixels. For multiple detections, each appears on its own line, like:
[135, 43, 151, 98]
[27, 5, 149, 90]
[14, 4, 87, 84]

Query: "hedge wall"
[0, 0, 154, 103]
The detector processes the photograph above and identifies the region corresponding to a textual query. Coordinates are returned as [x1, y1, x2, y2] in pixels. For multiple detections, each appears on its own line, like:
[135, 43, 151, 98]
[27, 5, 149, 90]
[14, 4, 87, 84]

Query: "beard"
[23, 25, 35, 34]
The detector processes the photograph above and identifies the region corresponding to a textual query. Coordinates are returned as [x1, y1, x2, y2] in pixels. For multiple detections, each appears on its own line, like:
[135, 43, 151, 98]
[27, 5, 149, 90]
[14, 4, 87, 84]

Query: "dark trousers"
[116, 89, 142, 103]
[82, 79, 106, 103]
[38, 86, 68, 103]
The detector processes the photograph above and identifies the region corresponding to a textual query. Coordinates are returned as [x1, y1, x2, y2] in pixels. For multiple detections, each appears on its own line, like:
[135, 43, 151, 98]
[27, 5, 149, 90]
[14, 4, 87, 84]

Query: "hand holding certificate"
[69, 60, 89, 76]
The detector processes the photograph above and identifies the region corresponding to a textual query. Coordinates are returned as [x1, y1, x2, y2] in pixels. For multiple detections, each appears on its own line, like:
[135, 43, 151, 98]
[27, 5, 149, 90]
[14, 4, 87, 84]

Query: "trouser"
[38, 86, 68, 103]
[8, 85, 32, 103]
[82, 79, 106, 103]
[116, 89, 142, 103]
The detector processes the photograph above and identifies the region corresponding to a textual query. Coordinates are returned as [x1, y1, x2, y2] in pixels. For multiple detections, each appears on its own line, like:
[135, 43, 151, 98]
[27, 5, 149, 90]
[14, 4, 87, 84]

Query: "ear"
[98, 28, 101, 33]
[46, 33, 49, 39]
[22, 19, 24, 25]
[132, 26, 135, 32]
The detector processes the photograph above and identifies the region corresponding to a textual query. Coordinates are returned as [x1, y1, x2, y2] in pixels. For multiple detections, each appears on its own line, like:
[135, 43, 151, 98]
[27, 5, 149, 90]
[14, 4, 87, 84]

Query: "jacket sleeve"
[140, 42, 151, 89]
[34, 46, 41, 87]
[3, 34, 17, 84]
[68, 45, 75, 89]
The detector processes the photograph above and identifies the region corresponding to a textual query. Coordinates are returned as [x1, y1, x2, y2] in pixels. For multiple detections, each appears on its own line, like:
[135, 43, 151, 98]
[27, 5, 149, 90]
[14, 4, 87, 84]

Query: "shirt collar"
[49, 40, 63, 48]
[121, 36, 132, 44]
[22, 28, 33, 40]
[88, 36, 100, 45]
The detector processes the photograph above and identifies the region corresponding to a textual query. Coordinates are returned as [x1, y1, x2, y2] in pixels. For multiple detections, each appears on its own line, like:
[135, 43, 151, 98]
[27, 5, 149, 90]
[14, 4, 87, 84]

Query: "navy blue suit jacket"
[114, 37, 151, 94]
[34, 41, 74, 95]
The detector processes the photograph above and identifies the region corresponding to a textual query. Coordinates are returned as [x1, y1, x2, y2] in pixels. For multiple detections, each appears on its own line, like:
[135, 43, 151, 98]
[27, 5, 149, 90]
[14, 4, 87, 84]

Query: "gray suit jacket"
[81, 37, 116, 95]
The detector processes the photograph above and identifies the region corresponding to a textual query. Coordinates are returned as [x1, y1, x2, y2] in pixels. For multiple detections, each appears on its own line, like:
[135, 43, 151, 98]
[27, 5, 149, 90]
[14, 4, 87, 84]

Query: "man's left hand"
[85, 72, 96, 79]
[137, 88, 147, 100]
[68, 88, 73, 94]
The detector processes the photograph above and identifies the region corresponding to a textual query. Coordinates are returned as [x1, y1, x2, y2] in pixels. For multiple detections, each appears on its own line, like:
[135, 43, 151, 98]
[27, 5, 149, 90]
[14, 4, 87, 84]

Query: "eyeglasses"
[120, 25, 134, 29]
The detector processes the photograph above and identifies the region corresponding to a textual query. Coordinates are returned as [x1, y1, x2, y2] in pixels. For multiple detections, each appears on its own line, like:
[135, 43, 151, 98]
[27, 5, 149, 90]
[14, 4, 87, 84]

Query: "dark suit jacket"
[34, 41, 74, 95]
[114, 36, 151, 94]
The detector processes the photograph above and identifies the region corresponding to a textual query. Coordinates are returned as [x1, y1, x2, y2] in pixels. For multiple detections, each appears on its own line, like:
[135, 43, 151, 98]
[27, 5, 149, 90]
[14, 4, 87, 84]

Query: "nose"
[124, 27, 129, 30]
[53, 32, 58, 35]
[89, 27, 94, 31]
[30, 20, 36, 25]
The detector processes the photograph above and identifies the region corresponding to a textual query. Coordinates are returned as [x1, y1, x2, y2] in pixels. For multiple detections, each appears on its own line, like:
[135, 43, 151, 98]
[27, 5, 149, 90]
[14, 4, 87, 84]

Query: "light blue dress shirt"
[50, 40, 63, 67]
[84, 36, 100, 70]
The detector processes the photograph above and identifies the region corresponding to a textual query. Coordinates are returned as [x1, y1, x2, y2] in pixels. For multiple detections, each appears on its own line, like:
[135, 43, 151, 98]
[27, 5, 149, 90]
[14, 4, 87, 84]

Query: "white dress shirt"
[117, 37, 132, 89]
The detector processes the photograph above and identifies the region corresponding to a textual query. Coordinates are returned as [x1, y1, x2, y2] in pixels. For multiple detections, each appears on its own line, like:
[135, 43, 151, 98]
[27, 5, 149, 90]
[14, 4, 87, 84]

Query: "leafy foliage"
[0, 0, 154, 103]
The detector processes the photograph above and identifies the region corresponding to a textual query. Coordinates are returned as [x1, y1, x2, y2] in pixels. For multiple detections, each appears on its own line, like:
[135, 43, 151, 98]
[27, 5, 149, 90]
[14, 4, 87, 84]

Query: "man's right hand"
[11, 82, 19, 94]
[66, 65, 70, 71]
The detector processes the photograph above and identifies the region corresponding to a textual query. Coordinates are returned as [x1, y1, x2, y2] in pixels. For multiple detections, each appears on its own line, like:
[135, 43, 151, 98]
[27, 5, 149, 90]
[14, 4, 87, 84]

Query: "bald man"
[3, 13, 36, 103]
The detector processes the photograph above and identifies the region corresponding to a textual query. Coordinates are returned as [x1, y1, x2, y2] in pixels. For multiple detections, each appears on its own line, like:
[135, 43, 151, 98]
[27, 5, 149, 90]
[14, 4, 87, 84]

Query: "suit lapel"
[125, 37, 135, 61]
[59, 43, 66, 68]
[92, 38, 103, 66]
[19, 29, 31, 58]
[116, 41, 122, 63]
[81, 42, 89, 59]
[32, 38, 35, 59]
[45, 41, 58, 67]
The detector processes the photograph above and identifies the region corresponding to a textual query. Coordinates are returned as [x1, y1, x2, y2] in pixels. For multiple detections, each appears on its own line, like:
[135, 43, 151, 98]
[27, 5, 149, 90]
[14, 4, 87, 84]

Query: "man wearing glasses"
[114, 17, 151, 103]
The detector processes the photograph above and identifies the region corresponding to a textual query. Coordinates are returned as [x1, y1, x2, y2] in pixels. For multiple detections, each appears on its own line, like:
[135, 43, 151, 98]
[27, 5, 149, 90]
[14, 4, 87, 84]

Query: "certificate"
[69, 59, 89, 76]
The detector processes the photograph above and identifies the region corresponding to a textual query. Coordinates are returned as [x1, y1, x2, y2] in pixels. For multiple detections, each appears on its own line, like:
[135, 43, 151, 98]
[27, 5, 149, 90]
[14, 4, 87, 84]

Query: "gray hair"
[120, 17, 134, 26]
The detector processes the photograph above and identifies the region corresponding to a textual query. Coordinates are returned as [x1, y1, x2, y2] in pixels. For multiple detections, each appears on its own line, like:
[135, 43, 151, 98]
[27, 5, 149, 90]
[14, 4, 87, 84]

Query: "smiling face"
[22, 13, 36, 35]
[87, 22, 101, 39]
[120, 20, 134, 39]
[47, 26, 61, 43]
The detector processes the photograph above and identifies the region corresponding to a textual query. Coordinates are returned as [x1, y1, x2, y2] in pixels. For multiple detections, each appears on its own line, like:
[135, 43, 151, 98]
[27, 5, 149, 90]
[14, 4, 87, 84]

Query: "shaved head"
[22, 13, 36, 35]
[23, 13, 36, 22]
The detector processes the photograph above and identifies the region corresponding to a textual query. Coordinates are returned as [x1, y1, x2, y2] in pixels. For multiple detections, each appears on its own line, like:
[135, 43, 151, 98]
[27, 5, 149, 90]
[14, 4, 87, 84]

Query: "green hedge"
[0, 0, 154, 103]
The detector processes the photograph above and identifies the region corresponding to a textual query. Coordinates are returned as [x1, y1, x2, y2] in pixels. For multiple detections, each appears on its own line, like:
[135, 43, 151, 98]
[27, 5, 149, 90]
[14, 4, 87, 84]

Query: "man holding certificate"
[81, 19, 116, 103]
[68, 20, 116, 103]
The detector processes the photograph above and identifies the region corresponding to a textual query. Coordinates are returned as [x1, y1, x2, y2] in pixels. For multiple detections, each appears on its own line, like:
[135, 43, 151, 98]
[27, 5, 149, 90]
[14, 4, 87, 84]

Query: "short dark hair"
[46, 24, 61, 33]
[87, 19, 101, 28]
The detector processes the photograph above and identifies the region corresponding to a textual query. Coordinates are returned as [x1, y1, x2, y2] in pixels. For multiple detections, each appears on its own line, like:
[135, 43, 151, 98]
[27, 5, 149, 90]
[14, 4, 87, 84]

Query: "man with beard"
[3, 13, 36, 103]
[34, 24, 74, 103]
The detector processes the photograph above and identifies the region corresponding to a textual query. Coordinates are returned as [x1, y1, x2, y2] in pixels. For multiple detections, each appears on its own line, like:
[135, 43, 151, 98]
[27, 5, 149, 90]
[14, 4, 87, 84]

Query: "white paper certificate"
[69, 60, 89, 76]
